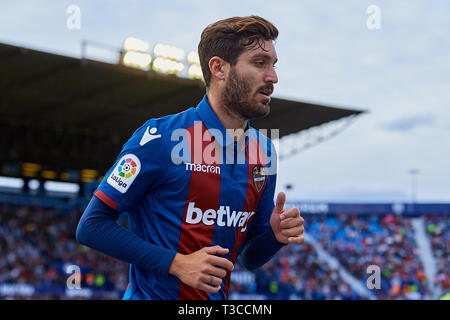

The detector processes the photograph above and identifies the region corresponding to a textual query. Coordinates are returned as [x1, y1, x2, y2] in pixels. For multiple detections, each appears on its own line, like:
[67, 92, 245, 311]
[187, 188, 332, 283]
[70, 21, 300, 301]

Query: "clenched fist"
[168, 245, 234, 293]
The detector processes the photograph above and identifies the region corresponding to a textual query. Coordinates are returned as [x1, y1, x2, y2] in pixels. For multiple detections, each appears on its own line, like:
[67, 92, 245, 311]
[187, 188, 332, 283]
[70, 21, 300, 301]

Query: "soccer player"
[76, 15, 304, 300]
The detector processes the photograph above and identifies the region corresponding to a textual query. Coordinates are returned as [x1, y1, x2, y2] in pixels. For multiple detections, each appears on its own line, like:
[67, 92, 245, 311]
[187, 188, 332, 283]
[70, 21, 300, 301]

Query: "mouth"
[258, 88, 273, 101]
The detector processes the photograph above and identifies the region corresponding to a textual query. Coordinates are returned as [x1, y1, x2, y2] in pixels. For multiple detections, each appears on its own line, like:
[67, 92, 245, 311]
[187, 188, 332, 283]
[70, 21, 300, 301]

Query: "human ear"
[208, 56, 229, 82]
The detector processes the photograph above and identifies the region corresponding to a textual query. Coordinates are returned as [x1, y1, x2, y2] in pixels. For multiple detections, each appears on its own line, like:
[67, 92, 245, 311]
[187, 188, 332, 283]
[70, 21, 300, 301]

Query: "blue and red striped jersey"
[94, 94, 278, 299]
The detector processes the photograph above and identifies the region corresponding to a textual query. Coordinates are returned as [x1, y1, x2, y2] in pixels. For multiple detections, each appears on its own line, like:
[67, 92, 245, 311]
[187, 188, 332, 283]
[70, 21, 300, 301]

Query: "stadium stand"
[230, 242, 364, 300]
[306, 213, 430, 299]
[0, 42, 364, 179]
[0, 42, 447, 300]
[0, 201, 448, 300]
[424, 215, 449, 293]
[0, 203, 128, 299]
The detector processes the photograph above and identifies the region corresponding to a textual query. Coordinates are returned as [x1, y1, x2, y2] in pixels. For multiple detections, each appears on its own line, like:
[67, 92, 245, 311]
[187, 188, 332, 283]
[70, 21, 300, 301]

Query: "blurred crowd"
[0, 202, 448, 299]
[423, 215, 449, 292]
[306, 213, 431, 299]
[0, 203, 128, 299]
[230, 242, 364, 299]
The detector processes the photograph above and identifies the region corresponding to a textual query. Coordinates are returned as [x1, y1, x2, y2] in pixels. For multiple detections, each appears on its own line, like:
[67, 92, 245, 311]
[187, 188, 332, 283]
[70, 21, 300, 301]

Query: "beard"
[222, 68, 272, 120]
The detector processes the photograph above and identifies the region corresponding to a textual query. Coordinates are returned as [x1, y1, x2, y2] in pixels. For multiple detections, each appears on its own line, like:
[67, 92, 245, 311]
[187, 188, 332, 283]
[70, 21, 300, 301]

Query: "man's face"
[222, 39, 278, 120]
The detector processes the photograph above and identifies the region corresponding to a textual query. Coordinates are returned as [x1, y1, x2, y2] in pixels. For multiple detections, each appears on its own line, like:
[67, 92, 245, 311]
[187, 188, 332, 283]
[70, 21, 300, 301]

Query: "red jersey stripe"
[224, 135, 267, 298]
[94, 190, 118, 210]
[177, 122, 222, 300]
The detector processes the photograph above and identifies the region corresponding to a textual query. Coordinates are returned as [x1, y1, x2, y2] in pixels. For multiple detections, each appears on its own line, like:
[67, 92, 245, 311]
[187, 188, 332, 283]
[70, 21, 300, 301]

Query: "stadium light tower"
[408, 169, 420, 204]
[187, 50, 203, 80]
[121, 36, 152, 70]
[152, 43, 185, 75]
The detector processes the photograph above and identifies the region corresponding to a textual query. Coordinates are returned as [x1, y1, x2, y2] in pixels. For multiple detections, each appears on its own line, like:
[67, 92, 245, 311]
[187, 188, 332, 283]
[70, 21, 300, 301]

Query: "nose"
[265, 65, 278, 84]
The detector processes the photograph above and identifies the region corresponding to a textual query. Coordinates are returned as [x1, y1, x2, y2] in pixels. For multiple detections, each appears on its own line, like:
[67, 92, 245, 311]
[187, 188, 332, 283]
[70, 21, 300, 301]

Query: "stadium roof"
[0, 42, 364, 179]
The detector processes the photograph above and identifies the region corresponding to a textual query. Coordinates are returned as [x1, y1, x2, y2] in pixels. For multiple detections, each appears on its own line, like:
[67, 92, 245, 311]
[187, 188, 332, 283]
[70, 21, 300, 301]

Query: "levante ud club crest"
[252, 165, 267, 193]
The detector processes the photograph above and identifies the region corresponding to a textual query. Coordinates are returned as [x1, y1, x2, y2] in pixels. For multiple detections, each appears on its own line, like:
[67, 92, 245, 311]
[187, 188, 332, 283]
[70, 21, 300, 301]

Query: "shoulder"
[142, 107, 197, 135]
[124, 107, 197, 151]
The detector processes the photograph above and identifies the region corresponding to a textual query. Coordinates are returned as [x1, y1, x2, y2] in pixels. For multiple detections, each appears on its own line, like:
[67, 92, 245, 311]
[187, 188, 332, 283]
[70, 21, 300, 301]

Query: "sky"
[1, 0, 449, 203]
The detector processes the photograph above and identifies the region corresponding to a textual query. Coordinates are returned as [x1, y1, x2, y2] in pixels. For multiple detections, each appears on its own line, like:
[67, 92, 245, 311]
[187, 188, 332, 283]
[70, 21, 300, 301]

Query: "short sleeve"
[94, 118, 168, 212]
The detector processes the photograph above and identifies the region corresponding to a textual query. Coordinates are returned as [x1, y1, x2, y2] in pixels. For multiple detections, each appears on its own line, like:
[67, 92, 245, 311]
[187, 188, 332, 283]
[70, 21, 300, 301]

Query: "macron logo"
[185, 162, 220, 175]
[139, 126, 161, 146]
[185, 202, 255, 232]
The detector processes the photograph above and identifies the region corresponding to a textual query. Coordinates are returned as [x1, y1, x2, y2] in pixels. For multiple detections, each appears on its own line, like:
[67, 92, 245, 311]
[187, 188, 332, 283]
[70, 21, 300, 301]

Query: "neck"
[206, 90, 247, 141]
[206, 92, 247, 141]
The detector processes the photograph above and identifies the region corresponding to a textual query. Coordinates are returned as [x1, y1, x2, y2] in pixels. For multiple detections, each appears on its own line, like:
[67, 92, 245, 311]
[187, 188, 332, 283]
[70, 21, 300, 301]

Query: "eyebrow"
[252, 53, 278, 64]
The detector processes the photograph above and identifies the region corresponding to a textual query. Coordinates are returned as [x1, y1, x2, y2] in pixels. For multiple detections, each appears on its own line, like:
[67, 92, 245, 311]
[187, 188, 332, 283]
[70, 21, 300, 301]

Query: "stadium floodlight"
[22, 162, 41, 177]
[60, 172, 70, 181]
[188, 64, 203, 79]
[153, 43, 184, 61]
[152, 57, 185, 75]
[187, 50, 202, 79]
[41, 170, 57, 180]
[0, 176, 24, 189]
[122, 51, 152, 70]
[28, 179, 40, 190]
[187, 50, 200, 65]
[123, 37, 150, 53]
[81, 169, 98, 183]
[44, 181, 80, 193]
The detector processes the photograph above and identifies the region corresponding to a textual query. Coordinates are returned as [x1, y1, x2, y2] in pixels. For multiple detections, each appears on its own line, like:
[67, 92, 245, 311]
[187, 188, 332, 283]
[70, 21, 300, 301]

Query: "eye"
[255, 60, 265, 67]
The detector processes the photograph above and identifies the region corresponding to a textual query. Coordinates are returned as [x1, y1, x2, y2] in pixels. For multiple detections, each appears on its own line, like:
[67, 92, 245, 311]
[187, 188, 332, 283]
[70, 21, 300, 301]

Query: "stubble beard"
[222, 68, 271, 121]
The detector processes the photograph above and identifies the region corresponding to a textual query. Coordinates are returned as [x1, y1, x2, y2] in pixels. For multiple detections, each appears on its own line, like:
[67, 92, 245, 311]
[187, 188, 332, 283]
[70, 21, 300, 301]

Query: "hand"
[270, 192, 304, 244]
[168, 245, 234, 293]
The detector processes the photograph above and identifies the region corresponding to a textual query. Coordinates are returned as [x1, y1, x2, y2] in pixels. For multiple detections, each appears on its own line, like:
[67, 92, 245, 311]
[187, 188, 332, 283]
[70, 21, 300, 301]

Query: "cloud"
[381, 114, 436, 132]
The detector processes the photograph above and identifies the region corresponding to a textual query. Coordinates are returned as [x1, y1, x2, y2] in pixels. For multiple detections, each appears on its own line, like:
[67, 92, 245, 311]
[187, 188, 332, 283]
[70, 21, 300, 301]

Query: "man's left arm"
[237, 174, 304, 270]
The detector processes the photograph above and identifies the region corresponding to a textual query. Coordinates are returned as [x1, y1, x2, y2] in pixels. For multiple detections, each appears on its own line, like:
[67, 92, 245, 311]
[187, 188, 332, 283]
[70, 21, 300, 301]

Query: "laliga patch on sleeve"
[107, 153, 141, 194]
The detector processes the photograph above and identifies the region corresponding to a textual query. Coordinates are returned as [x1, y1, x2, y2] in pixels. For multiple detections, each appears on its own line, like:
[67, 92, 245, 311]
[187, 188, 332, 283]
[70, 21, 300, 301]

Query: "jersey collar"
[195, 94, 251, 147]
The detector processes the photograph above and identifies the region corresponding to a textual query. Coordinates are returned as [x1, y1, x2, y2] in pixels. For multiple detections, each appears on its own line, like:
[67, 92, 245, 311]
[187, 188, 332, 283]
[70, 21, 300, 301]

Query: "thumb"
[273, 192, 286, 214]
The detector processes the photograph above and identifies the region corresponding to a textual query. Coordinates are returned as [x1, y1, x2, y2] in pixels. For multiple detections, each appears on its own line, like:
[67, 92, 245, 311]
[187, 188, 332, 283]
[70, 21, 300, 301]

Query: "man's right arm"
[76, 195, 177, 277]
[76, 194, 234, 293]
